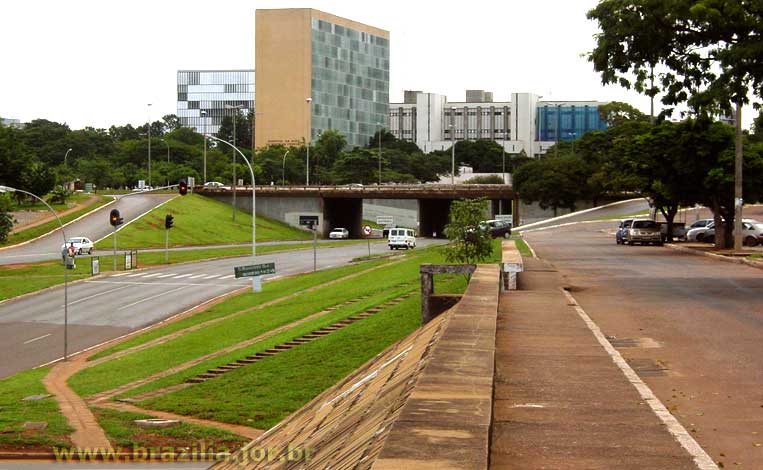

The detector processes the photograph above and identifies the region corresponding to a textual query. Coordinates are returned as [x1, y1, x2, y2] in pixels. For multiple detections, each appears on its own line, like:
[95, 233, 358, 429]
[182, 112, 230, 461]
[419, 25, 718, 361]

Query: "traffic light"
[109, 209, 123, 227]
[165, 214, 174, 229]
[178, 179, 188, 196]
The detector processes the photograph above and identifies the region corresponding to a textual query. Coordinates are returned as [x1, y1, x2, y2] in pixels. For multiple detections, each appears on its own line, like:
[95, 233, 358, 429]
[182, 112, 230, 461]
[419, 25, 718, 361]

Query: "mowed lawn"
[95, 193, 311, 249]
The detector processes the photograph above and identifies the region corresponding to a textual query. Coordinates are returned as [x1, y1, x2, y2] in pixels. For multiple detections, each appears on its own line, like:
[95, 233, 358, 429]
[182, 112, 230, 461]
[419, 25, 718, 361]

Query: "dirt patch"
[0, 261, 58, 271]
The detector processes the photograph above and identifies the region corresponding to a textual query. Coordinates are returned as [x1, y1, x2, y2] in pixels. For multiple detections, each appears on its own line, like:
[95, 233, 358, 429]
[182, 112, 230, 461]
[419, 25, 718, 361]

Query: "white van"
[388, 228, 416, 250]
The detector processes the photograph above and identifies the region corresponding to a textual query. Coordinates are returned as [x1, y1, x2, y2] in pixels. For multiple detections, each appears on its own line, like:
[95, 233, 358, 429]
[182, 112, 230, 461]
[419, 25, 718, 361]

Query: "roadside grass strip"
[0, 261, 93, 301]
[88, 258, 395, 362]
[69, 248, 444, 398]
[510, 235, 533, 257]
[109, 284, 418, 403]
[138, 274, 466, 430]
[94, 193, 310, 250]
[0, 368, 73, 448]
[92, 407, 247, 450]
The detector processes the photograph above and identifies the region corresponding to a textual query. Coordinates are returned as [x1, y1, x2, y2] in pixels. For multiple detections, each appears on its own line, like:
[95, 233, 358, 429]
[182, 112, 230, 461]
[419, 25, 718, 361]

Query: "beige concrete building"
[254, 8, 390, 149]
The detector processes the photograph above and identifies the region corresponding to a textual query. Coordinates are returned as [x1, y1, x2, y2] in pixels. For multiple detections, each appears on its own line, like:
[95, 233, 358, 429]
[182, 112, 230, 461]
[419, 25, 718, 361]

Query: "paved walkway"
[490, 257, 704, 469]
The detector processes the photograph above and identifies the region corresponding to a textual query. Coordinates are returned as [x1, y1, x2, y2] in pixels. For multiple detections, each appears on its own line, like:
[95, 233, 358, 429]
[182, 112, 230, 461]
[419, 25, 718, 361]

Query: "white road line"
[23, 333, 52, 345]
[202, 274, 221, 279]
[172, 273, 194, 279]
[157, 273, 177, 278]
[85, 280, 234, 288]
[141, 273, 164, 278]
[109, 272, 132, 277]
[118, 285, 190, 311]
[188, 274, 207, 279]
[63, 284, 132, 307]
[125, 272, 145, 278]
[219, 274, 234, 280]
[560, 288, 719, 470]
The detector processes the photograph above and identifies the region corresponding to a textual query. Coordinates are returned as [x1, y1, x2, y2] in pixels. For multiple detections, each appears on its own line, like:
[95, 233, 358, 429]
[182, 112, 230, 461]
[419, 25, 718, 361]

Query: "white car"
[61, 237, 94, 255]
[329, 228, 349, 239]
[687, 219, 763, 246]
[204, 181, 229, 189]
[686, 222, 716, 242]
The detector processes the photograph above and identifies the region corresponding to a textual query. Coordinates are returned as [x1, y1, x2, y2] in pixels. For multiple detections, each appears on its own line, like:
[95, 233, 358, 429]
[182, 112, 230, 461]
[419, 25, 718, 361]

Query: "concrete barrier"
[501, 239, 523, 290]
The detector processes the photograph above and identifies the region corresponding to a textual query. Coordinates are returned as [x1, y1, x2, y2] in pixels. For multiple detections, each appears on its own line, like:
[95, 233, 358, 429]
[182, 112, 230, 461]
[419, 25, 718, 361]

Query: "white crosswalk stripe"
[189, 274, 207, 279]
[125, 272, 145, 278]
[142, 273, 164, 278]
[110, 272, 132, 277]
[172, 274, 194, 279]
[157, 273, 177, 278]
[202, 274, 221, 279]
[219, 274, 235, 280]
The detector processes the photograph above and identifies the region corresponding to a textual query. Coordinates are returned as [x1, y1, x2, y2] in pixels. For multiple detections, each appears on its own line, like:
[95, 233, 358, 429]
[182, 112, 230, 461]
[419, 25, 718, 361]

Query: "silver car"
[625, 220, 663, 246]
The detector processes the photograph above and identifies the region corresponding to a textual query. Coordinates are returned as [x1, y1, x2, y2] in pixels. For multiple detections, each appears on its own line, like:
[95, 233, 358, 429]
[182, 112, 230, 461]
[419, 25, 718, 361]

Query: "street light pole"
[225, 104, 245, 222]
[377, 122, 383, 184]
[148, 103, 152, 189]
[0, 185, 69, 361]
[305, 98, 312, 186]
[64, 148, 72, 166]
[201, 110, 208, 183]
[451, 106, 457, 184]
[161, 139, 170, 186]
[206, 135, 257, 255]
[282, 149, 290, 186]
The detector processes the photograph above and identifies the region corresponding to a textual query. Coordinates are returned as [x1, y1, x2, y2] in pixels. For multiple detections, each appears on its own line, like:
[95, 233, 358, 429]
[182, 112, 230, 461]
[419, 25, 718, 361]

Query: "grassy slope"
[69, 250, 436, 398]
[0, 368, 73, 448]
[95, 193, 311, 249]
[141, 273, 467, 429]
[3, 195, 112, 247]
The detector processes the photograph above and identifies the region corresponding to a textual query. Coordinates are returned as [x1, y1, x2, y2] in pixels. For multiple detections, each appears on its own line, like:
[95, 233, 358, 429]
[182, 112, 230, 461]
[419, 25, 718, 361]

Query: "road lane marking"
[220, 275, 234, 280]
[63, 284, 133, 307]
[172, 274, 194, 279]
[117, 285, 190, 310]
[23, 333, 52, 344]
[85, 280, 235, 287]
[157, 273, 177, 278]
[560, 288, 719, 470]
[125, 273, 145, 278]
[189, 274, 207, 279]
[141, 273, 164, 278]
[202, 274, 221, 279]
[109, 272, 132, 277]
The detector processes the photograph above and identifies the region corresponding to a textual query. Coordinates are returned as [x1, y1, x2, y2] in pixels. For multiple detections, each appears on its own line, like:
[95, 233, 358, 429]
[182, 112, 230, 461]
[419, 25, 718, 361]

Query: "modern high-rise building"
[389, 90, 608, 157]
[254, 8, 390, 148]
[176, 70, 254, 135]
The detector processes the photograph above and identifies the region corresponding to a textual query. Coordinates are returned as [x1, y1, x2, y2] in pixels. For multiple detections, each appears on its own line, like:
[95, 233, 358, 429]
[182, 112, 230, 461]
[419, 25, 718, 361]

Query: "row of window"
[311, 18, 389, 48]
[177, 71, 254, 86]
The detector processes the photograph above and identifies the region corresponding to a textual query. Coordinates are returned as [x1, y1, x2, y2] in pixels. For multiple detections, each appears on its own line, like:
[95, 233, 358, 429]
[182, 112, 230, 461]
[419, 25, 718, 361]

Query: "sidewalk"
[489, 257, 700, 469]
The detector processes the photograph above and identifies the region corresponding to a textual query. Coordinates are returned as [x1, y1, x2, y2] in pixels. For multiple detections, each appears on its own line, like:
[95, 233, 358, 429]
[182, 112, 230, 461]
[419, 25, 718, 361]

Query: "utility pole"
[201, 110, 208, 183]
[148, 103, 152, 188]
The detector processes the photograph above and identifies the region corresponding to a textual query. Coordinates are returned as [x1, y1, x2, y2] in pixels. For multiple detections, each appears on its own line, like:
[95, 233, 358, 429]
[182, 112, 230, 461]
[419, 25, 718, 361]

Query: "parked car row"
[616, 219, 663, 246]
[686, 218, 763, 246]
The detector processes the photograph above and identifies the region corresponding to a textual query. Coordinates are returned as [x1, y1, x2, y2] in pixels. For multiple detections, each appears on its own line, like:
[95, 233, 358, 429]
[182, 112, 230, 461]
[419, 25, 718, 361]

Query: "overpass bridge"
[196, 184, 517, 238]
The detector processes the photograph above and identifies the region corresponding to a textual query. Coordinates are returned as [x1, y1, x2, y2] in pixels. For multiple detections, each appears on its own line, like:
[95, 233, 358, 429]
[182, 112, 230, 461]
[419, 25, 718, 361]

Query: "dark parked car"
[616, 219, 634, 244]
[479, 219, 512, 238]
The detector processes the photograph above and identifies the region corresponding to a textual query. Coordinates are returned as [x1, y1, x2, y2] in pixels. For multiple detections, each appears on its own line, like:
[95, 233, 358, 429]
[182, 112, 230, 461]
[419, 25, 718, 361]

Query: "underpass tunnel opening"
[418, 199, 453, 238]
[491, 199, 514, 218]
[322, 198, 363, 238]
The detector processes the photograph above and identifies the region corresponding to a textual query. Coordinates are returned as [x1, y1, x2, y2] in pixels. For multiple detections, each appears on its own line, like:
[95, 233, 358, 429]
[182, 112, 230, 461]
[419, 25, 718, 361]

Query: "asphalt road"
[0, 238, 443, 379]
[524, 221, 763, 468]
[0, 194, 176, 265]
[516, 197, 650, 232]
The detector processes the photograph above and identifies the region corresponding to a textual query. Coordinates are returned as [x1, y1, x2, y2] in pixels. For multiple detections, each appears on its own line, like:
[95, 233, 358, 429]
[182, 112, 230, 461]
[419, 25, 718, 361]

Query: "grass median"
[68, 248, 441, 398]
[95, 193, 310, 249]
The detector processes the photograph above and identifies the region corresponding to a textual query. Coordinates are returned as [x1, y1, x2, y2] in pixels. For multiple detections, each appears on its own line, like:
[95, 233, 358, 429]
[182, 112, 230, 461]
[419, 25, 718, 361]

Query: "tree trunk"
[660, 205, 678, 242]
[711, 199, 725, 249]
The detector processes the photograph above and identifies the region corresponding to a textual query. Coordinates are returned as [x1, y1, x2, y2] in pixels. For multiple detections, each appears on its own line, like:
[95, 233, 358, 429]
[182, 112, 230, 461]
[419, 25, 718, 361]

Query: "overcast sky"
[1, 0, 757, 130]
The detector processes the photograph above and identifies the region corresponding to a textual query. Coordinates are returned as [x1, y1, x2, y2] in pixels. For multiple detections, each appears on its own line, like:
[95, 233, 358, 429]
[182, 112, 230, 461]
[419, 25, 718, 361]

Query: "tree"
[463, 175, 505, 184]
[513, 154, 590, 216]
[332, 148, 379, 184]
[0, 195, 15, 244]
[598, 101, 649, 127]
[314, 130, 346, 183]
[162, 114, 181, 133]
[443, 198, 493, 264]
[588, 0, 763, 247]
[18, 161, 56, 201]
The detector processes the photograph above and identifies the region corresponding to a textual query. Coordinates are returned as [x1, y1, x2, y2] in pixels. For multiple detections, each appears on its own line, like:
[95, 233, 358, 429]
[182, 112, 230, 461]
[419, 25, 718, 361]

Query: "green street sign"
[234, 262, 276, 278]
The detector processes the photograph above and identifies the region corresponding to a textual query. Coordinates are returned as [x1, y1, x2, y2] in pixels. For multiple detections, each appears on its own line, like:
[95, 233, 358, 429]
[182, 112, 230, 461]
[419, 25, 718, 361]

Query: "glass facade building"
[176, 70, 254, 135]
[310, 17, 389, 147]
[536, 104, 607, 142]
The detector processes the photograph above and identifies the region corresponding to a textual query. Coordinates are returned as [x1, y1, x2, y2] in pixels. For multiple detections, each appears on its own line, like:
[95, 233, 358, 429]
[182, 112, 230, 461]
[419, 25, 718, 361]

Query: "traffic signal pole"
[113, 225, 117, 271]
[165, 229, 169, 264]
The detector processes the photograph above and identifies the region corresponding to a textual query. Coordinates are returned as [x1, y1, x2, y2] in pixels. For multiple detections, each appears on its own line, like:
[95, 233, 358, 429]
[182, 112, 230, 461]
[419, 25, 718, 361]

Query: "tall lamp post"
[377, 122, 383, 184]
[64, 148, 73, 166]
[147, 103, 152, 189]
[205, 135, 260, 290]
[281, 149, 290, 186]
[305, 98, 312, 185]
[450, 106, 457, 184]
[225, 104, 245, 222]
[568, 131, 577, 157]
[0, 185, 70, 360]
[201, 110, 208, 183]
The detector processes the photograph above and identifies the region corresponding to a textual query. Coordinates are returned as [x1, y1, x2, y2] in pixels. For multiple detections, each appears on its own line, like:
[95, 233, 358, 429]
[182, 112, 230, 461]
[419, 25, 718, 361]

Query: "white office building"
[389, 90, 608, 157]
[176, 70, 255, 135]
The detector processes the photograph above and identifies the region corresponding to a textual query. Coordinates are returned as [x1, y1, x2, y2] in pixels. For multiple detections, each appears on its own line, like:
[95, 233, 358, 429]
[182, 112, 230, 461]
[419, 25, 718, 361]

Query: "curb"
[665, 243, 763, 271]
[0, 197, 117, 252]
